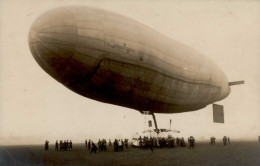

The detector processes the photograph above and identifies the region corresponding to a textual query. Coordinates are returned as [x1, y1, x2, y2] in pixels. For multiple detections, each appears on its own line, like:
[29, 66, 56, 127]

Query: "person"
[118, 139, 123, 151]
[228, 137, 230, 144]
[169, 138, 174, 148]
[172, 137, 176, 147]
[153, 137, 157, 148]
[139, 137, 143, 150]
[69, 140, 72, 151]
[176, 137, 180, 146]
[100, 139, 107, 151]
[85, 139, 88, 148]
[156, 138, 160, 148]
[114, 139, 118, 152]
[88, 139, 91, 151]
[124, 139, 128, 149]
[210, 137, 216, 145]
[159, 138, 164, 148]
[167, 138, 172, 148]
[90, 141, 97, 153]
[98, 139, 101, 151]
[223, 136, 227, 146]
[45, 140, 49, 151]
[60, 140, 63, 151]
[188, 136, 195, 149]
[55, 140, 59, 151]
[180, 137, 186, 147]
[66, 140, 69, 150]
[122, 139, 125, 151]
[109, 139, 112, 147]
[65, 140, 68, 150]
[149, 137, 154, 152]
[103, 139, 107, 151]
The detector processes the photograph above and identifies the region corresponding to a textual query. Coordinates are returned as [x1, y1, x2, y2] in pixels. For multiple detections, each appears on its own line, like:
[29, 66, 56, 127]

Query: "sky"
[0, 0, 259, 145]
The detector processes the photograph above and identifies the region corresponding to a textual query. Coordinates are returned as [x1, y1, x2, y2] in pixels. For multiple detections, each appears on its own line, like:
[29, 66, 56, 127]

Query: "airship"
[28, 6, 243, 127]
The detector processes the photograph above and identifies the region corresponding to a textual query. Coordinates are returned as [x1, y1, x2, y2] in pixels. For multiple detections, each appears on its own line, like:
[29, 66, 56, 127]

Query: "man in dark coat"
[188, 136, 195, 149]
[90, 141, 97, 153]
[88, 140, 91, 151]
[55, 140, 59, 151]
[45, 140, 49, 151]
[223, 136, 227, 146]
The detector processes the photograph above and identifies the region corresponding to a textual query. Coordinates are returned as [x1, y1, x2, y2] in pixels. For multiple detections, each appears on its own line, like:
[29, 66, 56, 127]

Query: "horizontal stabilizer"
[229, 80, 245, 86]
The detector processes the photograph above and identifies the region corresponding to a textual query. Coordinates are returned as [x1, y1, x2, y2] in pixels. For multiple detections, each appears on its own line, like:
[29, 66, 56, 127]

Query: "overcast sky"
[0, 0, 259, 145]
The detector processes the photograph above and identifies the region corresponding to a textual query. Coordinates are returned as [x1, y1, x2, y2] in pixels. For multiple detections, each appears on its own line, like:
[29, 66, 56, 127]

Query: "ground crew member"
[210, 137, 216, 145]
[180, 137, 186, 147]
[150, 137, 154, 152]
[55, 140, 59, 151]
[188, 136, 195, 149]
[124, 139, 128, 149]
[114, 139, 118, 152]
[223, 136, 227, 146]
[118, 139, 123, 151]
[65, 140, 67, 150]
[109, 139, 112, 147]
[90, 141, 97, 153]
[45, 140, 49, 151]
[69, 140, 72, 151]
[98, 139, 101, 151]
[176, 137, 180, 146]
[60, 140, 63, 151]
[88, 140, 91, 151]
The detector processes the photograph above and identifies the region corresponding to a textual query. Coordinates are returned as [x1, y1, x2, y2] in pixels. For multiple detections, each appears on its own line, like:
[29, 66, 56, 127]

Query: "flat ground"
[0, 141, 260, 166]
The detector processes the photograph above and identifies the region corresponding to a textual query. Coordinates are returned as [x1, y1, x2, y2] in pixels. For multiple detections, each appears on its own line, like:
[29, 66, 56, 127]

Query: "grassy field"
[1, 141, 260, 166]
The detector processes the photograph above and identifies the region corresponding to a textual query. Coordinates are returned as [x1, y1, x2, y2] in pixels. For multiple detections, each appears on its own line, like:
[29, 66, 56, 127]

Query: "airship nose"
[28, 8, 77, 77]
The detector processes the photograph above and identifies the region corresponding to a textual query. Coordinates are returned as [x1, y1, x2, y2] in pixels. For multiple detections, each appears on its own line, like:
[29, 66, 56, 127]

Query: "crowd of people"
[223, 136, 230, 145]
[113, 139, 128, 152]
[134, 136, 196, 152]
[44, 140, 73, 151]
[210, 136, 230, 145]
[44, 136, 231, 152]
[85, 139, 108, 153]
[55, 140, 73, 151]
[85, 139, 129, 153]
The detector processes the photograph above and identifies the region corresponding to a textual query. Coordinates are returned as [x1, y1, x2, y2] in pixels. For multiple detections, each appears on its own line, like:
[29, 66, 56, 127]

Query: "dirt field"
[1, 141, 260, 166]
